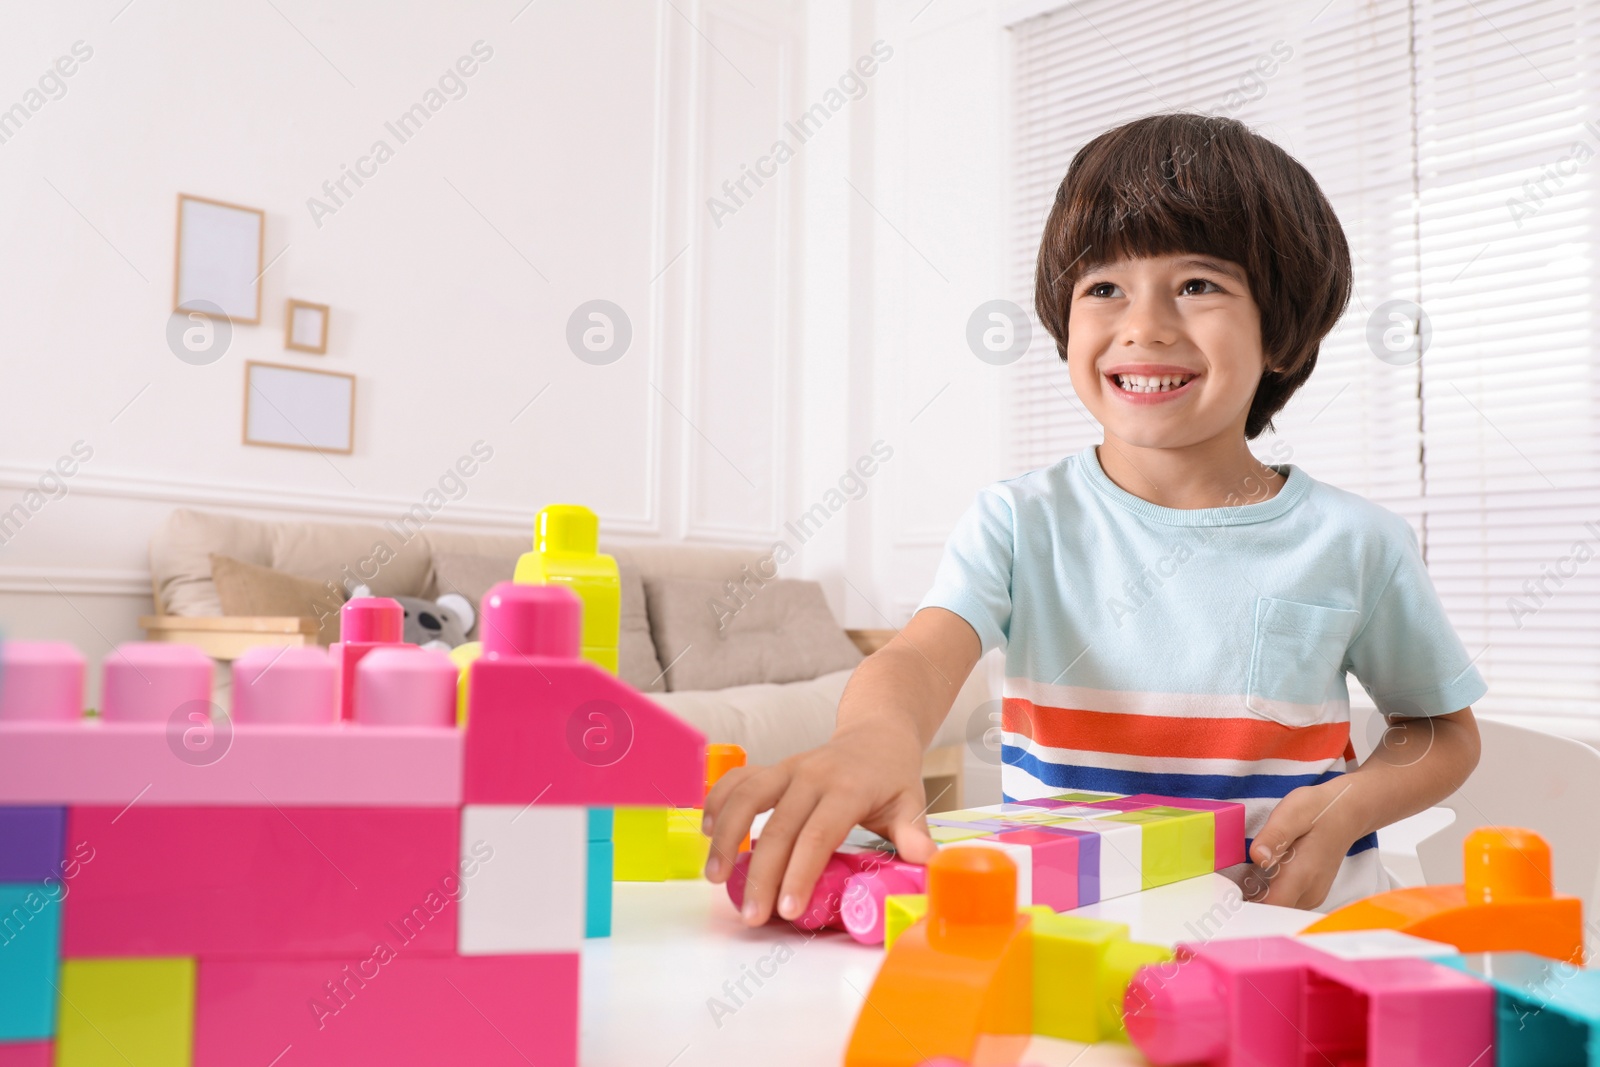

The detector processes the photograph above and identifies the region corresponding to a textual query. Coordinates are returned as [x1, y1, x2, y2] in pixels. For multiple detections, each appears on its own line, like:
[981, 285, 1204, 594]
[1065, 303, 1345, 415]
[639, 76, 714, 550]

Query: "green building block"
[613, 806, 669, 881]
[1104, 806, 1214, 888]
[1032, 912, 1172, 1043]
[56, 957, 195, 1067]
[512, 504, 620, 674]
[884, 894, 928, 952]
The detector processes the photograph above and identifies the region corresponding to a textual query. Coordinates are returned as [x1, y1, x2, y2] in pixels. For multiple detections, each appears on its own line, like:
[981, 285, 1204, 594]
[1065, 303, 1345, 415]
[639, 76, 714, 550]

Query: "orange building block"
[844, 848, 1033, 1067]
[1302, 826, 1584, 964]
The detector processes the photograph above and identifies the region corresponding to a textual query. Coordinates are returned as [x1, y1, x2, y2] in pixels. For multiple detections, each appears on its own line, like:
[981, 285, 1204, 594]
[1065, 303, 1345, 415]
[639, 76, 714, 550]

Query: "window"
[1007, 0, 1600, 731]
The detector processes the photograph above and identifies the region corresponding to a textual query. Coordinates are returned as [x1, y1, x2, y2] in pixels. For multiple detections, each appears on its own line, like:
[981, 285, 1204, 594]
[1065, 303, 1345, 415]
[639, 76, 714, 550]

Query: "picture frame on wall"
[174, 193, 265, 324]
[285, 299, 330, 354]
[242, 360, 355, 455]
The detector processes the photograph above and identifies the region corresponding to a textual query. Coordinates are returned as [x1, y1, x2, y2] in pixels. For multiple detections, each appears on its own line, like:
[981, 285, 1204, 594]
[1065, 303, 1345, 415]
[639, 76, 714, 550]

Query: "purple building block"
[0, 807, 66, 882]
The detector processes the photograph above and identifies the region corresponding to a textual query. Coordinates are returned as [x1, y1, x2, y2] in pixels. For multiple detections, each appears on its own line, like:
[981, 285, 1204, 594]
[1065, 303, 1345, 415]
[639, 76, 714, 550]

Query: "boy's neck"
[1094, 434, 1285, 510]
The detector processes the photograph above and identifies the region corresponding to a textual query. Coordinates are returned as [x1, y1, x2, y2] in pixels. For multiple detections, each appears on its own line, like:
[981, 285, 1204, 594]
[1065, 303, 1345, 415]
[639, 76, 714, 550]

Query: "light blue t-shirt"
[919, 444, 1487, 909]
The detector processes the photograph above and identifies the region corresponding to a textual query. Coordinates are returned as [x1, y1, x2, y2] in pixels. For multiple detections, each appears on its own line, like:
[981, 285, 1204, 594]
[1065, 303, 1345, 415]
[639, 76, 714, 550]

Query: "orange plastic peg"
[705, 743, 746, 794]
[1465, 826, 1552, 903]
[928, 846, 1016, 930]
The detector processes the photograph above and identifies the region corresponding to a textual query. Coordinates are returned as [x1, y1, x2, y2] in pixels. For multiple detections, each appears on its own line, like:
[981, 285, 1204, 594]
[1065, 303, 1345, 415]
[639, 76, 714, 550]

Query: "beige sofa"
[145, 509, 991, 807]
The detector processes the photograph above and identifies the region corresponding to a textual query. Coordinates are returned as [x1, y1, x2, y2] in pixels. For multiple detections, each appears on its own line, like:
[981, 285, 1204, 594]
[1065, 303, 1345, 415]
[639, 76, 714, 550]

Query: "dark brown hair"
[1033, 113, 1351, 439]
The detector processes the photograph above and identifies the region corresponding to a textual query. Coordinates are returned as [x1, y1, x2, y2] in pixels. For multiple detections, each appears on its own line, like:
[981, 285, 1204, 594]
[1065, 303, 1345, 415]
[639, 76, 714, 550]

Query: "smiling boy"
[704, 113, 1485, 919]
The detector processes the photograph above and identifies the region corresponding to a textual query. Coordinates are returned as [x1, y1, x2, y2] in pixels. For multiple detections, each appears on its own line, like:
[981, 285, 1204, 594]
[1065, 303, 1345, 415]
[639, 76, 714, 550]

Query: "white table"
[581, 875, 1317, 1066]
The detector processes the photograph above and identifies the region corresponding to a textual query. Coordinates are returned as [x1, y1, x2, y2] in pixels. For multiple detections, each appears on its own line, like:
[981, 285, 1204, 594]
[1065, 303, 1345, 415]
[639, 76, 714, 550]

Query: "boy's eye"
[1182, 277, 1223, 295]
[1083, 281, 1119, 298]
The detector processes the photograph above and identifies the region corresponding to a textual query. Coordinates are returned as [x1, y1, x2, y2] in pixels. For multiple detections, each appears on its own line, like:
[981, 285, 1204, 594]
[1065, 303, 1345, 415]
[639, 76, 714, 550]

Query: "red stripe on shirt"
[1003, 697, 1350, 764]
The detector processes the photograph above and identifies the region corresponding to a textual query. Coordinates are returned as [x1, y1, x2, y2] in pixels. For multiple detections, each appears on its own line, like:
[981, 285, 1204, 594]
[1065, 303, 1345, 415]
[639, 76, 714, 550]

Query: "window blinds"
[1006, 0, 1600, 729]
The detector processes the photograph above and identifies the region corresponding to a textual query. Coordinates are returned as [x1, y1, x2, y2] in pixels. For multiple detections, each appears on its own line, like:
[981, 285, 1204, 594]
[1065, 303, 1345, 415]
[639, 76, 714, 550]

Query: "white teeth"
[1114, 373, 1194, 393]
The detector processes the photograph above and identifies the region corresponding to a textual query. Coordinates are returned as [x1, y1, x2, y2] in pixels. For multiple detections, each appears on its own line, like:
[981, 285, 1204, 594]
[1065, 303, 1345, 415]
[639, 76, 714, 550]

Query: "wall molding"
[0, 566, 152, 598]
[679, 3, 792, 544]
[0, 463, 660, 536]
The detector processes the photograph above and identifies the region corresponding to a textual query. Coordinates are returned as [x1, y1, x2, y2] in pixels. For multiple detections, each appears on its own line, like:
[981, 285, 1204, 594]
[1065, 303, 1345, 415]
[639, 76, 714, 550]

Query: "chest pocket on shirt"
[1246, 597, 1363, 727]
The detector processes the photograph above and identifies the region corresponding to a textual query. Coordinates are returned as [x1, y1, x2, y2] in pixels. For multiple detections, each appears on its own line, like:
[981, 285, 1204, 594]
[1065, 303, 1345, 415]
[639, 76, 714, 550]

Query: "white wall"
[0, 0, 829, 659]
[0, 0, 1012, 727]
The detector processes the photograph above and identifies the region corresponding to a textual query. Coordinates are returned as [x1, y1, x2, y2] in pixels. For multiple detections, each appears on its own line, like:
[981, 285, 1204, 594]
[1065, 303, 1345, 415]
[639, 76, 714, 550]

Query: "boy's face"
[1065, 253, 1263, 450]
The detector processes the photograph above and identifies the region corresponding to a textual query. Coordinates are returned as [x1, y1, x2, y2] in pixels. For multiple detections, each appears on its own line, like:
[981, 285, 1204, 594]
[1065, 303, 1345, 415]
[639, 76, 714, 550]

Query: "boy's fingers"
[1249, 787, 1318, 867]
[702, 764, 758, 826]
[703, 766, 788, 885]
[737, 781, 823, 926]
[882, 796, 938, 865]
[775, 796, 862, 921]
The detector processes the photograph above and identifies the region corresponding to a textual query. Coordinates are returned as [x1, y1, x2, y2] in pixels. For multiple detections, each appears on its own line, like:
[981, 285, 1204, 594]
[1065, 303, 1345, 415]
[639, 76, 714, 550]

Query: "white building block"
[1297, 930, 1458, 961]
[1075, 819, 1143, 901]
[459, 804, 586, 954]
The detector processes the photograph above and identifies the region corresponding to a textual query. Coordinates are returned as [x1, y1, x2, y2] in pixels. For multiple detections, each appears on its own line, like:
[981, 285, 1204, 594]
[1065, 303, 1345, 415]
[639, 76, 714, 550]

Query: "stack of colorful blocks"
[925, 791, 1246, 911]
[0, 580, 705, 1067]
[846, 825, 1598, 1067]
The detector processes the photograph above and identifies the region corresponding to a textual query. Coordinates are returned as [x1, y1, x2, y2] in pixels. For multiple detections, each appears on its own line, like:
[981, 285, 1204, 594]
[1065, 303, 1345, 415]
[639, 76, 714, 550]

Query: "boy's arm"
[701, 606, 982, 925]
[1249, 706, 1482, 909]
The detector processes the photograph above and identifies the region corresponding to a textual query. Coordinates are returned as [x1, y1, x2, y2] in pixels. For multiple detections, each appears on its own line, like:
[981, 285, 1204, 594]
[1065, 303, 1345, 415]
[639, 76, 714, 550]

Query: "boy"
[703, 113, 1484, 920]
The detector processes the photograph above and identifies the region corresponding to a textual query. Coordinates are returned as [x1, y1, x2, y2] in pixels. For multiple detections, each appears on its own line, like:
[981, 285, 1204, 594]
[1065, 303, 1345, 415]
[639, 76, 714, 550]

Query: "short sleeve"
[1345, 524, 1487, 718]
[916, 487, 1015, 656]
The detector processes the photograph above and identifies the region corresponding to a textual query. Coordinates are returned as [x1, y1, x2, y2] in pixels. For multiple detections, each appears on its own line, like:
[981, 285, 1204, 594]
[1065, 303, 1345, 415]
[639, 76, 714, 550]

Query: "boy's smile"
[1103, 362, 1202, 404]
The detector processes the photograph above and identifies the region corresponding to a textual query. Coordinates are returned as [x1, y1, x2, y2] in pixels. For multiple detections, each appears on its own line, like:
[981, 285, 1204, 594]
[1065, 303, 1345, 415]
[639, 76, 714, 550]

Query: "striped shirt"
[918, 445, 1487, 911]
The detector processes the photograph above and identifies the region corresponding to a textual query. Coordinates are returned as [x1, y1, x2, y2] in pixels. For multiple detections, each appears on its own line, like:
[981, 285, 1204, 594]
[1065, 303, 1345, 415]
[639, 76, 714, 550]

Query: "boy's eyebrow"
[1177, 256, 1246, 281]
[1074, 256, 1247, 283]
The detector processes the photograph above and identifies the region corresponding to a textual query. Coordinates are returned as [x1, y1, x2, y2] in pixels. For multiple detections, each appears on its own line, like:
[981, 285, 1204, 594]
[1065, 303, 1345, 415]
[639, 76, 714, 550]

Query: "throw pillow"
[209, 554, 344, 646]
[642, 576, 863, 692]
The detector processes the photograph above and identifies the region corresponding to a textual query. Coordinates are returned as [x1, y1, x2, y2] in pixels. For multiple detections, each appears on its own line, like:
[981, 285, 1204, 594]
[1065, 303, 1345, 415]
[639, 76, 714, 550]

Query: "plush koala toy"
[347, 586, 475, 652]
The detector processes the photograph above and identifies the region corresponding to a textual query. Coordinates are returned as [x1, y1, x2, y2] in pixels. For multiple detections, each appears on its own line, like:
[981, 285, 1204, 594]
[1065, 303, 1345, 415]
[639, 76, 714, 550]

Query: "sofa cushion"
[429, 551, 520, 627]
[153, 510, 277, 616]
[269, 520, 432, 601]
[431, 550, 666, 693]
[151, 508, 433, 615]
[210, 554, 344, 645]
[643, 576, 863, 691]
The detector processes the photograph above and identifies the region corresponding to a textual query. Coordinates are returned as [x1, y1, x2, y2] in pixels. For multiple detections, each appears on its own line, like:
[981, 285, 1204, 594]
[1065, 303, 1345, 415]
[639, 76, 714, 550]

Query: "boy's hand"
[1246, 778, 1364, 910]
[701, 719, 939, 926]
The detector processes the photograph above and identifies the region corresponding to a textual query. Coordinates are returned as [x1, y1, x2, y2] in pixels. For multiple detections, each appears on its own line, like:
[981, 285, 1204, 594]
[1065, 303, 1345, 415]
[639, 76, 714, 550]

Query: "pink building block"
[193, 953, 577, 1067]
[726, 847, 902, 933]
[354, 647, 456, 727]
[1124, 936, 1495, 1067]
[462, 583, 704, 807]
[231, 645, 337, 725]
[0, 641, 84, 721]
[0, 720, 461, 806]
[332, 597, 404, 721]
[993, 828, 1079, 911]
[842, 860, 927, 944]
[63, 806, 461, 958]
[1118, 794, 1248, 868]
[0, 1043, 52, 1067]
[100, 642, 212, 722]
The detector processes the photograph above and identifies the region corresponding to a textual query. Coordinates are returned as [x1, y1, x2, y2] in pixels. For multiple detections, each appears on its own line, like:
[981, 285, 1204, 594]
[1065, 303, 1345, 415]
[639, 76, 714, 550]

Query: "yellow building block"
[448, 641, 482, 725]
[1103, 806, 1214, 888]
[56, 957, 195, 1067]
[884, 893, 928, 952]
[930, 825, 990, 844]
[666, 808, 710, 879]
[935, 809, 1007, 824]
[613, 806, 669, 880]
[1031, 913, 1171, 1043]
[513, 504, 620, 674]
